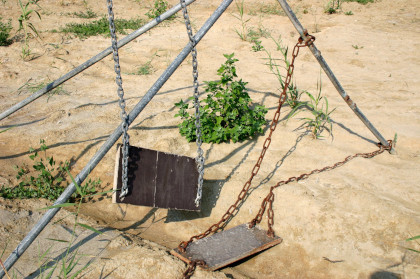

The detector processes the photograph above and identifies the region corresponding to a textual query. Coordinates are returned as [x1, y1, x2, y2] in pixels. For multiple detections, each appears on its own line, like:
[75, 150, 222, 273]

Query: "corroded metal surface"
[172, 224, 282, 271]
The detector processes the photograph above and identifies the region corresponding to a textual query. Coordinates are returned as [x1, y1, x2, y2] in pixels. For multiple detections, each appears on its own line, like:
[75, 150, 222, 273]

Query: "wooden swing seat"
[171, 224, 282, 271]
[113, 145, 200, 211]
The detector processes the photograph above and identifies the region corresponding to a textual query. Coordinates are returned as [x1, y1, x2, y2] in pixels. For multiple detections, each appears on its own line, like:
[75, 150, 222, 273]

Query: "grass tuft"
[59, 17, 145, 38]
[19, 80, 68, 101]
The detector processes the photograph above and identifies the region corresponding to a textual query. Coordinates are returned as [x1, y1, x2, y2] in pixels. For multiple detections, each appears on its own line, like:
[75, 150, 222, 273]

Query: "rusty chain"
[183, 260, 206, 279]
[249, 139, 393, 236]
[178, 32, 315, 253]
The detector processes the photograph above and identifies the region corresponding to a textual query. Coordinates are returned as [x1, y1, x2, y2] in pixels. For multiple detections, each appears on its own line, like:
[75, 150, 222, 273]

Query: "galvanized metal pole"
[276, 0, 393, 151]
[0, 0, 196, 122]
[0, 0, 233, 277]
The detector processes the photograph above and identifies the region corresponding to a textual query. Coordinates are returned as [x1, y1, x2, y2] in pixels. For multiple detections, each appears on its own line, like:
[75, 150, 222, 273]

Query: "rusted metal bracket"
[276, 0, 395, 154]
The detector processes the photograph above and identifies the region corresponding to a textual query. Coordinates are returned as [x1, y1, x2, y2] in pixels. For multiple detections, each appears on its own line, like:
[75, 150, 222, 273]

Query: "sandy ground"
[0, 0, 419, 278]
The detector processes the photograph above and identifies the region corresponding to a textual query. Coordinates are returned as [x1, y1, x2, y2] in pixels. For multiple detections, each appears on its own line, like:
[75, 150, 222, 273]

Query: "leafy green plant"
[344, 11, 354, 15]
[232, 0, 251, 41]
[251, 39, 263, 52]
[145, 0, 174, 20]
[0, 140, 99, 201]
[17, 0, 42, 59]
[59, 17, 145, 38]
[352, 44, 363, 50]
[0, 17, 13, 46]
[175, 53, 268, 143]
[325, 0, 341, 14]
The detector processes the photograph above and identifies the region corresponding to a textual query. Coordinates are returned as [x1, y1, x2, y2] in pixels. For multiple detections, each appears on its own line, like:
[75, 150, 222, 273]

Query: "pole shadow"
[26, 227, 113, 279]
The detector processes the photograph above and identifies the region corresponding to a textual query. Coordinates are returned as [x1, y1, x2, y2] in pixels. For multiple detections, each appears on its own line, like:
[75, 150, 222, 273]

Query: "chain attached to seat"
[183, 260, 206, 279]
[178, 32, 315, 253]
[106, 0, 130, 199]
[180, 0, 205, 207]
[249, 139, 392, 237]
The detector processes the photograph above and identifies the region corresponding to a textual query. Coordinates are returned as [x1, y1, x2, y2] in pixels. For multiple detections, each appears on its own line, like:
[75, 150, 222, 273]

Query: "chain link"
[180, 0, 205, 208]
[178, 32, 315, 253]
[250, 139, 392, 236]
[106, 0, 130, 199]
[177, 30, 392, 279]
[183, 260, 206, 279]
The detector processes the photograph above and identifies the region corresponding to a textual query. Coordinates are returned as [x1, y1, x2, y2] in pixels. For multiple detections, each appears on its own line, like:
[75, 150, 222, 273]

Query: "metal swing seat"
[109, 0, 204, 211]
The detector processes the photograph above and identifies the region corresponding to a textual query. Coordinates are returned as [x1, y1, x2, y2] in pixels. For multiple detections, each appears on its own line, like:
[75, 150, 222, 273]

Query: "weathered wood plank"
[171, 224, 282, 271]
[113, 145, 200, 211]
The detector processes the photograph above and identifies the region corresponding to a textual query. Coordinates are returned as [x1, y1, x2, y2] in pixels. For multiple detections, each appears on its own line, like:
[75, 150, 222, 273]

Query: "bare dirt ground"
[0, 0, 419, 278]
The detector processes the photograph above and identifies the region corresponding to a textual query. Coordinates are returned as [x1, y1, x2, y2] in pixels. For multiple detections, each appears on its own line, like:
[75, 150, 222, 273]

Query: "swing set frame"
[0, 0, 394, 277]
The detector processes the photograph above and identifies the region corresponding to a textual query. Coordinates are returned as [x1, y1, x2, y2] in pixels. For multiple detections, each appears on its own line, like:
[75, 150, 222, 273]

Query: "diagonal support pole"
[0, 0, 196, 122]
[276, 0, 394, 152]
[0, 0, 233, 277]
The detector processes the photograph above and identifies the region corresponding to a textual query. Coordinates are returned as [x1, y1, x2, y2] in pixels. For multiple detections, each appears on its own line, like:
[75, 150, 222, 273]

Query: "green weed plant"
[0, 140, 100, 201]
[145, 0, 174, 20]
[265, 37, 335, 139]
[251, 40, 264, 52]
[59, 17, 145, 38]
[265, 36, 303, 110]
[326, 0, 372, 14]
[325, 0, 341, 14]
[0, 17, 13, 46]
[17, 0, 42, 59]
[290, 79, 336, 139]
[232, 0, 251, 41]
[136, 61, 153, 75]
[175, 53, 268, 143]
[21, 80, 68, 101]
